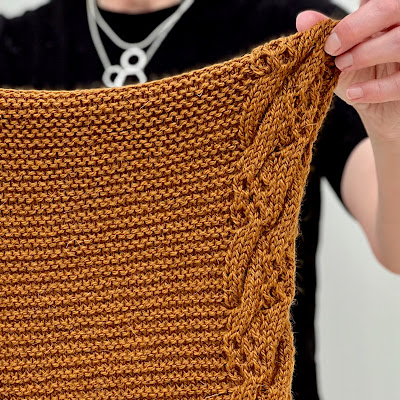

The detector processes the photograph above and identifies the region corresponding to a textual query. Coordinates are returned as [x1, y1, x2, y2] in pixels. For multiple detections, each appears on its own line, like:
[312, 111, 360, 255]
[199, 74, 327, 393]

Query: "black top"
[0, 1, 368, 398]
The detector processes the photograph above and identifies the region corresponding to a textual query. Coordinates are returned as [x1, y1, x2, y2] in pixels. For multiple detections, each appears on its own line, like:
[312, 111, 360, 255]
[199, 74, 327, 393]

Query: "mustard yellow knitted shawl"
[0, 19, 340, 400]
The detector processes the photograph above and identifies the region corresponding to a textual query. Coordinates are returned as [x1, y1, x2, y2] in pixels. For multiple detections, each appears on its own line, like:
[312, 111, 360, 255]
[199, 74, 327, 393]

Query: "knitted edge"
[221, 19, 341, 400]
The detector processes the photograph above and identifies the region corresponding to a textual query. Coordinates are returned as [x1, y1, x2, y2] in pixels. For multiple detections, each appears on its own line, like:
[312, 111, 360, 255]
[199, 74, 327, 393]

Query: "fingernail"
[347, 87, 363, 100]
[325, 32, 341, 54]
[335, 53, 353, 70]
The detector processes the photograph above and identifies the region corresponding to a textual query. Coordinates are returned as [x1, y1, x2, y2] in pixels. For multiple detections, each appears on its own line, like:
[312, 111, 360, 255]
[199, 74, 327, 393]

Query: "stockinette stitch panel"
[0, 19, 340, 400]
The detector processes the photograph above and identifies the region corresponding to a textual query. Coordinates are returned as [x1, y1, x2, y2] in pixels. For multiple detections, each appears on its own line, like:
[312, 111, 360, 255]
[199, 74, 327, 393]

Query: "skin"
[99, 1, 400, 273]
[97, 0, 181, 13]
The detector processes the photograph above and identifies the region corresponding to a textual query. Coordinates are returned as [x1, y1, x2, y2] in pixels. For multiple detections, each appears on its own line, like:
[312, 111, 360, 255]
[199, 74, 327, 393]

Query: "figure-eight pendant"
[102, 47, 148, 87]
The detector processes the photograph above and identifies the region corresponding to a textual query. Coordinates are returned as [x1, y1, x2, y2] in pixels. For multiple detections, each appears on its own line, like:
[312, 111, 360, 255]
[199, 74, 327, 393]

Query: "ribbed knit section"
[0, 20, 340, 400]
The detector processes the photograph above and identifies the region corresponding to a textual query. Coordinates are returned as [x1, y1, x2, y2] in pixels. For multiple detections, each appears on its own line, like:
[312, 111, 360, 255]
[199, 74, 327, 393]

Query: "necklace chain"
[86, 0, 195, 87]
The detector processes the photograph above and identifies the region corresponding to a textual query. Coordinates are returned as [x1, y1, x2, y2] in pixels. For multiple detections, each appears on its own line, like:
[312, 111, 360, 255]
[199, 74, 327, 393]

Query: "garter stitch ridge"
[0, 19, 340, 400]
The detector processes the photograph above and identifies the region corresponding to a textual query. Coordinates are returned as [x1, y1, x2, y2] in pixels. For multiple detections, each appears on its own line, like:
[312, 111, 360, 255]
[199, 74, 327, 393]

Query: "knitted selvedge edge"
[222, 19, 340, 400]
[0, 19, 340, 400]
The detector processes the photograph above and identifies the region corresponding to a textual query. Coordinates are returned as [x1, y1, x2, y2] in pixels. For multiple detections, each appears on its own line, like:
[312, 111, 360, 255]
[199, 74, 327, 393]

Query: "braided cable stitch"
[0, 19, 340, 399]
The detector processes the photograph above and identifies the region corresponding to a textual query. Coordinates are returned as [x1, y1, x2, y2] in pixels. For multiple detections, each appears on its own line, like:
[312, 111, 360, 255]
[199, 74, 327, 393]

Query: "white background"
[0, 1, 398, 399]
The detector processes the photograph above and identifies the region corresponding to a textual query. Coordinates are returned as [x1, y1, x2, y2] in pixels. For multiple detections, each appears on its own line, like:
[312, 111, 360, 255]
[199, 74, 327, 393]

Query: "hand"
[296, 0, 400, 143]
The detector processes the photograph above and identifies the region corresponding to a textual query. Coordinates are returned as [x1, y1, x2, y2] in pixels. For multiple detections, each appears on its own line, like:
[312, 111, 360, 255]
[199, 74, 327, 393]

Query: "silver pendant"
[103, 47, 148, 87]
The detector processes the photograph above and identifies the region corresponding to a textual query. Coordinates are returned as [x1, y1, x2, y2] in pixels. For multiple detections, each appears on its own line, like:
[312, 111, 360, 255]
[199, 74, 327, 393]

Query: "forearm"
[371, 137, 400, 274]
[341, 133, 400, 274]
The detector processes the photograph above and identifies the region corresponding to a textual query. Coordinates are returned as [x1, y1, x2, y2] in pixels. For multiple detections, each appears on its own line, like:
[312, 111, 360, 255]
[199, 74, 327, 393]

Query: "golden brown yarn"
[0, 19, 340, 400]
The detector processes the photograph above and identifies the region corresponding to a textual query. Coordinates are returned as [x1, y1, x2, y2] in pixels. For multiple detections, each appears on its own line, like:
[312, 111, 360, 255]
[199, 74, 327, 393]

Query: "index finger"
[325, 0, 400, 56]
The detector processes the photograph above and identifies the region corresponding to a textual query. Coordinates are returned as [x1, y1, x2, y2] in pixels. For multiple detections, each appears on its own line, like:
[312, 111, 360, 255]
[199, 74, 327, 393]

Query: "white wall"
[0, 1, 398, 400]
[0, 0, 49, 17]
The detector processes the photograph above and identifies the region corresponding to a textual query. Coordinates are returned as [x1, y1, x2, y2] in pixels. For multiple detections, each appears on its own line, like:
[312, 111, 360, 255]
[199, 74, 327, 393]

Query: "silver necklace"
[86, 0, 195, 87]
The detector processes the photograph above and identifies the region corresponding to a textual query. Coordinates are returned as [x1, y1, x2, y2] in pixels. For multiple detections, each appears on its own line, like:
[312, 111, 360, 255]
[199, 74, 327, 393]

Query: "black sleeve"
[0, 13, 32, 87]
[0, 0, 69, 89]
[317, 96, 368, 206]
[272, 0, 368, 205]
[307, 2, 369, 205]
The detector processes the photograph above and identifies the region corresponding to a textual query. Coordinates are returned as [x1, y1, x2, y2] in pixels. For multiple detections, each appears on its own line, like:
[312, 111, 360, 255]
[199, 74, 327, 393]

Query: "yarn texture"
[0, 19, 340, 400]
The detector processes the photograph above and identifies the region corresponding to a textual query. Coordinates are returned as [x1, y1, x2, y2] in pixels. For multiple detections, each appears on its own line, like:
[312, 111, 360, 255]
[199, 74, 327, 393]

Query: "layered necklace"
[86, 0, 195, 87]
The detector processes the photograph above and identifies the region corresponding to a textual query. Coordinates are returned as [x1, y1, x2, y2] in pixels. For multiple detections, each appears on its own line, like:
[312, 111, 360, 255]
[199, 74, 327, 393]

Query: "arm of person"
[341, 131, 400, 274]
[297, 0, 400, 274]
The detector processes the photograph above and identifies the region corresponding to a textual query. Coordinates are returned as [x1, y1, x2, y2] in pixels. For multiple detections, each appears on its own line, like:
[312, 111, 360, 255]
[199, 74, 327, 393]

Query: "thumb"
[296, 10, 329, 32]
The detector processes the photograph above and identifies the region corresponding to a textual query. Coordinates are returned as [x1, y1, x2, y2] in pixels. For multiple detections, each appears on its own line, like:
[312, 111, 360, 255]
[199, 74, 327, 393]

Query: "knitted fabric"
[0, 19, 340, 400]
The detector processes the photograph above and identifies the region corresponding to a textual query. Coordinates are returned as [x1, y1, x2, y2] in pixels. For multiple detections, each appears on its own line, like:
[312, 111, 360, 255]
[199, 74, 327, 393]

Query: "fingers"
[296, 10, 329, 32]
[347, 70, 400, 103]
[324, 0, 400, 56]
[335, 27, 400, 71]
